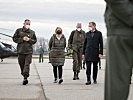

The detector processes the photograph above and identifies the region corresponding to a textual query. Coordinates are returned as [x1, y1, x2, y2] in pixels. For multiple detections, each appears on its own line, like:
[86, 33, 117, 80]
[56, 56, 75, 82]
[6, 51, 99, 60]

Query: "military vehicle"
[0, 33, 17, 62]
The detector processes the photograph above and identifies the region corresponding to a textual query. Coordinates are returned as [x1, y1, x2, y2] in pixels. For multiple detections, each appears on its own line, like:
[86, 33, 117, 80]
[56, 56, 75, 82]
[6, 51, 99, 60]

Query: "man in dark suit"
[104, 0, 133, 100]
[83, 22, 103, 85]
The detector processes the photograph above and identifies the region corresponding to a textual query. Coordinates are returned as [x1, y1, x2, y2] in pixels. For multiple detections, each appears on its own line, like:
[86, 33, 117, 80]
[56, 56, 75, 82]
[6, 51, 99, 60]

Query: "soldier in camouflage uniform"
[13, 19, 37, 85]
[68, 23, 85, 80]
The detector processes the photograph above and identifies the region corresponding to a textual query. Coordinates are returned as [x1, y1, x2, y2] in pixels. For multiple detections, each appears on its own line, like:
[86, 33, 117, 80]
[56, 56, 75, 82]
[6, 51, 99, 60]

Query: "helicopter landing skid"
[1, 59, 3, 62]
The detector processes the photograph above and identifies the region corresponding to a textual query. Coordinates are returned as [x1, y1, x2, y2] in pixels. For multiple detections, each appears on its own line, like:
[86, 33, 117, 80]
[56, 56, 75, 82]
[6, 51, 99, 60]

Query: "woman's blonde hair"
[55, 27, 62, 33]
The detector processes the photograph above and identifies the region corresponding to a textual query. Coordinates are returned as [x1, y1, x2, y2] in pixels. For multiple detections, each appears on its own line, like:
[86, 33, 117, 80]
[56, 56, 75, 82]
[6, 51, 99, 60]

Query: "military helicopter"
[0, 32, 17, 62]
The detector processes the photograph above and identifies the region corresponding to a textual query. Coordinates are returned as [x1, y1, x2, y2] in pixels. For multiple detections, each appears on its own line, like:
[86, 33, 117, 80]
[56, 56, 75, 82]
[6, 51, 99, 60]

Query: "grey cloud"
[0, 1, 106, 39]
[0, 1, 105, 23]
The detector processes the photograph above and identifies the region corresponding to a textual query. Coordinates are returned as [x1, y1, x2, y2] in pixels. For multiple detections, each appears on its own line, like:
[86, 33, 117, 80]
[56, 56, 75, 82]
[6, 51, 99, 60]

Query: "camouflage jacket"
[13, 27, 37, 54]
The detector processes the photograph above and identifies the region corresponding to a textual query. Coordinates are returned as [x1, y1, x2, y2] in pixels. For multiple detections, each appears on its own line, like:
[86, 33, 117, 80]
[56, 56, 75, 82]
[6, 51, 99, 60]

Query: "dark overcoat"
[83, 30, 103, 61]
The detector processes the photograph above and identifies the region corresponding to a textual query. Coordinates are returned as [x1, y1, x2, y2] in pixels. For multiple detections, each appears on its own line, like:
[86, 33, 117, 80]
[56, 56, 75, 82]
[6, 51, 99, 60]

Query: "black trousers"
[18, 54, 32, 78]
[86, 61, 98, 81]
[53, 65, 63, 79]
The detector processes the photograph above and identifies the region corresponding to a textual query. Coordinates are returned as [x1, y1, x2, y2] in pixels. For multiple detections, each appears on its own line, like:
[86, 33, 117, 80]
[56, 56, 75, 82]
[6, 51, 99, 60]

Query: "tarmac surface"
[0, 58, 133, 100]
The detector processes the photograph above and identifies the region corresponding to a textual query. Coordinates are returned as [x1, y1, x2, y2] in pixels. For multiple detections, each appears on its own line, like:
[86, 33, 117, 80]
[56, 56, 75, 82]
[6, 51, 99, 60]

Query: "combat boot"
[73, 72, 77, 80]
[23, 75, 28, 85]
[76, 72, 79, 80]
[23, 79, 28, 85]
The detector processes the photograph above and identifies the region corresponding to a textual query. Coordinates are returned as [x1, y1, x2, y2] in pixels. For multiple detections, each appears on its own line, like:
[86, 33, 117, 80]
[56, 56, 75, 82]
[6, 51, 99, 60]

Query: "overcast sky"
[0, 0, 106, 40]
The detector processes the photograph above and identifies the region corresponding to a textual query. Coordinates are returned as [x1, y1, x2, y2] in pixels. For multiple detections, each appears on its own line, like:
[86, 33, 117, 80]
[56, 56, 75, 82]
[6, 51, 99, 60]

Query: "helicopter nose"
[11, 52, 18, 57]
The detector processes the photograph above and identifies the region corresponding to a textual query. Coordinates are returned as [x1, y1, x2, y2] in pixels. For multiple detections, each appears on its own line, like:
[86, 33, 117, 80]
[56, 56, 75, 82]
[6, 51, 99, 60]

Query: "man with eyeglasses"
[13, 19, 37, 85]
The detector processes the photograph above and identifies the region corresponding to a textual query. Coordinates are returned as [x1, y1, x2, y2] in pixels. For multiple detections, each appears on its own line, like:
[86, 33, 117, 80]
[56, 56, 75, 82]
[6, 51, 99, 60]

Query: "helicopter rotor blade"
[0, 33, 12, 38]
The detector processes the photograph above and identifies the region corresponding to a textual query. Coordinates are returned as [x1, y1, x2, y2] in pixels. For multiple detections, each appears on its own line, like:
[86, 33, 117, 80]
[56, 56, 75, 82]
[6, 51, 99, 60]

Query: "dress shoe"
[23, 79, 28, 85]
[53, 78, 58, 83]
[94, 80, 97, 84]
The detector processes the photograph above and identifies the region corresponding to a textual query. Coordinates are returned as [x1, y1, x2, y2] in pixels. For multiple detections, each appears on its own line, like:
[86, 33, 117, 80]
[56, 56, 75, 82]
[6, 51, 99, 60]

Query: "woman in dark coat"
[49, 27, 66, 84]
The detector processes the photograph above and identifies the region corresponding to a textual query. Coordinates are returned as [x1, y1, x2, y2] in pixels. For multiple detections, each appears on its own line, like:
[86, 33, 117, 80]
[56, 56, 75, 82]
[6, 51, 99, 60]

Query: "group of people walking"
[12, 19, 103, 85]
[49, 22, 103, 85]
[12, 0, 133, 99]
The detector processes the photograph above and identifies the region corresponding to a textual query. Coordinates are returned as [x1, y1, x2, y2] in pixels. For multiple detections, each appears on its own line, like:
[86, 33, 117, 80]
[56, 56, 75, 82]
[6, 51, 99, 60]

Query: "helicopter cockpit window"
[0, 42, 5, 48]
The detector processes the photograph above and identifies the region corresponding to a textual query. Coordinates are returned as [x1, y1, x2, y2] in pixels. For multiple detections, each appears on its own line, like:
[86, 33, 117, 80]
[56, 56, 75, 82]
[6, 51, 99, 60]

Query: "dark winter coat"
[83, 30, 103, 61]
[49, 34, 66, 66]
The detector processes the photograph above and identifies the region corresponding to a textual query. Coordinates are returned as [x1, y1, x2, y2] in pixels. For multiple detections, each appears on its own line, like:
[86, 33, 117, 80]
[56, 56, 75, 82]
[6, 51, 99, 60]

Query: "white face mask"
[89, 27, 93, 31]
[77, 28, 81, 31]
[25, 25, 30, 29]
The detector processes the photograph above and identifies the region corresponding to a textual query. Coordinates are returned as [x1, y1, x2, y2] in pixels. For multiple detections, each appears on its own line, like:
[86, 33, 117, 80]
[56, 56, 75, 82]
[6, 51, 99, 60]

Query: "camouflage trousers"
[18, 54, 32, 78]
[72, 49, 82, 73]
